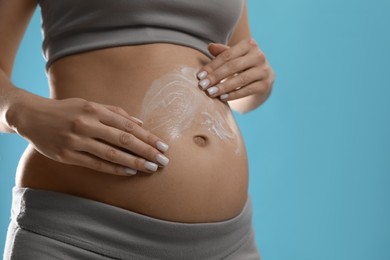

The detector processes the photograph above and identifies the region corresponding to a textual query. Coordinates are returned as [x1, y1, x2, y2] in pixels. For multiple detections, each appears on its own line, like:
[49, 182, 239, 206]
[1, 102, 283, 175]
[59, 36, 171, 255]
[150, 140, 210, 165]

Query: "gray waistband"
[10, 186, 253, 260]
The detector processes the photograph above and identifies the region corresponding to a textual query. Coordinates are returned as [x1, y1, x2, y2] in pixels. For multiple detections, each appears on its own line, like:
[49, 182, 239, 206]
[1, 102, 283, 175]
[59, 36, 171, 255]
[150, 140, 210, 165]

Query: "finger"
[197, 39, 252, 85]
[207, 67, 266, 99]
[65, 151, 138, 177]
[92, 123, 169, 167]
[208, 43, 229, 57]
[204, 55, 261, 94]
[98, 109, 169, 153]
[70, 114, 169, 167]
[81, 139, 160, 173]
[102, 104, 144, 126]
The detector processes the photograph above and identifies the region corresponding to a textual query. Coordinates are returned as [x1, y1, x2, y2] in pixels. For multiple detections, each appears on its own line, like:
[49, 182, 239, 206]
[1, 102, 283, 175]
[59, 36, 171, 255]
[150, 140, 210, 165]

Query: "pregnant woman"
[1, 0, 275, 259]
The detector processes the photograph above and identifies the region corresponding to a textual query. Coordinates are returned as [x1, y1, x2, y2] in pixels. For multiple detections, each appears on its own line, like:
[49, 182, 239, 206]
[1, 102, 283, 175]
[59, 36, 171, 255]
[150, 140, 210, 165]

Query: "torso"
[15, 44, 249, 223]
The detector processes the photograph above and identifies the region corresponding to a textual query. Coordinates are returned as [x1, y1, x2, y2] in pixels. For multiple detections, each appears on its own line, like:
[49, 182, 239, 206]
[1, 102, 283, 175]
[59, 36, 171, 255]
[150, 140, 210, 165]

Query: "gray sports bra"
[36, 0, 245, 73]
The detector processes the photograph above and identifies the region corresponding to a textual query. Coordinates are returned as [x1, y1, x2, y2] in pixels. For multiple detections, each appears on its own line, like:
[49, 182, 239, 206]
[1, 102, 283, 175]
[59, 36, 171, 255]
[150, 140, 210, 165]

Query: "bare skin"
[0, 0, 275, 223]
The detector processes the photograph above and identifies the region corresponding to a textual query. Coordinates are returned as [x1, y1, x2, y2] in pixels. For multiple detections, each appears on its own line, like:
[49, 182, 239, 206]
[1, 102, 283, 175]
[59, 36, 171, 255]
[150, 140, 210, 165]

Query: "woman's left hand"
[197, 38, 275, 103]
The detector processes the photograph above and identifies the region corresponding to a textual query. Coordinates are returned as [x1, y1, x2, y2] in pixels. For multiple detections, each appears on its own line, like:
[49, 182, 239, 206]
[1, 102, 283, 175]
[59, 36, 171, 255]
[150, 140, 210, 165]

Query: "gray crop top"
[36, 0, 245, 73]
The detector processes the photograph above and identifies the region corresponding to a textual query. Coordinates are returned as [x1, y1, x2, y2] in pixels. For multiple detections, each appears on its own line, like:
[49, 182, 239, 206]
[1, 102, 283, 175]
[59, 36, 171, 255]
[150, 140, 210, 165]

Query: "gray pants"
[3, 186, 261, 260]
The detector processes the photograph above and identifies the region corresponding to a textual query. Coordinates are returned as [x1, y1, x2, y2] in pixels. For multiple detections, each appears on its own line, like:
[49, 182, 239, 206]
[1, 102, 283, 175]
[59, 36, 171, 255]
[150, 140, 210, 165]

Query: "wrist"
[5, 88, 47, 134]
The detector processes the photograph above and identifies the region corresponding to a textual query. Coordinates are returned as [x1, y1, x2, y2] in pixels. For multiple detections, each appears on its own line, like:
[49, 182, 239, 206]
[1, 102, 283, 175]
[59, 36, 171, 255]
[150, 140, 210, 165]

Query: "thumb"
[208, 43, 230, 57]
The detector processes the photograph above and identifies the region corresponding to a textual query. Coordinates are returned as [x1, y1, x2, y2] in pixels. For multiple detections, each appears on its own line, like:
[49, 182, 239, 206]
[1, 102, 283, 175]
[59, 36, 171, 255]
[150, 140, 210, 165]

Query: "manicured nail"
[197, 71, 208, 80]
[220, 93, 229, 101]
[199, 79, 210, 90]
[130, 116, 143, 126]
[156, 154, 169, 166]
[125, 168, 137, 175]
[145, 161, 158, 172]
[156, 141, 169, 152]
[207, 86, 219, 95]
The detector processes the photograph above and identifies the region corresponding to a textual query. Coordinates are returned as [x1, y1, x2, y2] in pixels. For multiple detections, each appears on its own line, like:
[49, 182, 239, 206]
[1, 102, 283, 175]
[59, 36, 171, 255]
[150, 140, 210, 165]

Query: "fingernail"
[125, 168, 137, 175]
[199, 79, 210, 90]
[156, 141, 169, 152]
[156, 154, 169, 166]
[220, 93, 229, 101]
[197, 71, 208, 80]
[130, 116, 144, 126]
[145, 161, 158, 172]
[207, 86, 219, 95]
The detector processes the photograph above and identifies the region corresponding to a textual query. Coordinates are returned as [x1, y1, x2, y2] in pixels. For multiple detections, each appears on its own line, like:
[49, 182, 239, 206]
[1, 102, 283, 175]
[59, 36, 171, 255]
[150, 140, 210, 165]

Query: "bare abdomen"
[15, 44, 249, 223]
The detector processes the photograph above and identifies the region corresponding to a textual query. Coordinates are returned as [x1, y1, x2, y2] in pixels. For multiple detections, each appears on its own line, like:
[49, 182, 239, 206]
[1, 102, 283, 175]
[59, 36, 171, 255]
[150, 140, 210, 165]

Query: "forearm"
[0, 68, 39, 133]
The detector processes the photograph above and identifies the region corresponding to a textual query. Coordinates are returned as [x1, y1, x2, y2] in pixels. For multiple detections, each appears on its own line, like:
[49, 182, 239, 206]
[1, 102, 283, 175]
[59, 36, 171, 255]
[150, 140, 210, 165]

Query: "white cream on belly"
[138, 65, 240, 152]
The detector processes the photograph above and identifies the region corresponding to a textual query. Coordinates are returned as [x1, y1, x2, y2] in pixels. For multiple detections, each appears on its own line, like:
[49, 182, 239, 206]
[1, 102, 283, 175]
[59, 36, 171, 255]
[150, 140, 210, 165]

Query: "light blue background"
[1, 0, 390, 259]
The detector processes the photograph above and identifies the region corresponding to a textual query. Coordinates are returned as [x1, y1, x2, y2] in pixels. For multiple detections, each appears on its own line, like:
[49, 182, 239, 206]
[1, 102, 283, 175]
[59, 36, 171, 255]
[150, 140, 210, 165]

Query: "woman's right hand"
[9, 95, 169, 176]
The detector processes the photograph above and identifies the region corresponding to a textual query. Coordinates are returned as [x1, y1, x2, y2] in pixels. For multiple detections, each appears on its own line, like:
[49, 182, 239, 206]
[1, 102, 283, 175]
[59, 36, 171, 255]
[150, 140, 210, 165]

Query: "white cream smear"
[138, 65, 241, 152]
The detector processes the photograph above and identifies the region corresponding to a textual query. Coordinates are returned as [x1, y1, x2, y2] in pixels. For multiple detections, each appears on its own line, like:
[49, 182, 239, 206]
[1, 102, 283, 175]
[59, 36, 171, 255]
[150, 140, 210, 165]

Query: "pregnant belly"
[16, 44, 249, 223]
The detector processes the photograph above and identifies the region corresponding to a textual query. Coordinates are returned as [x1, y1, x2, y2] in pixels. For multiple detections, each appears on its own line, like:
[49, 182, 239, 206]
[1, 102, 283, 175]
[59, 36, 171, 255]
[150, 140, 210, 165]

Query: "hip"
[4, 186, 260, 260]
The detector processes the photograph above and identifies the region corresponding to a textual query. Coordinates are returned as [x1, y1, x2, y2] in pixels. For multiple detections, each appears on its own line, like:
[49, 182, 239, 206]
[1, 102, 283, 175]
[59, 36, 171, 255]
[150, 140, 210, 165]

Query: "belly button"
[193, 135, 208, 147]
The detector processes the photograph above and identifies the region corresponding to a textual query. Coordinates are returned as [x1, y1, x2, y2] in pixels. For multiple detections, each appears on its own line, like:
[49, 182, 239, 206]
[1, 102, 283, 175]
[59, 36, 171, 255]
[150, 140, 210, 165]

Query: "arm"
[0, 0, 169, 176]
[227, 0, 252, 47]
[0, 0, 37, 133]
[197, 0, 276, 114]
[226, 0, 273, 113]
